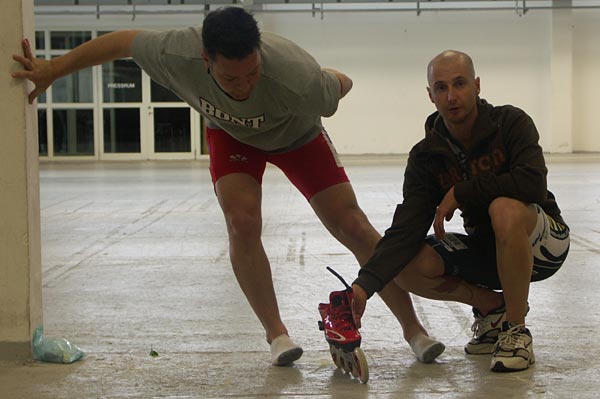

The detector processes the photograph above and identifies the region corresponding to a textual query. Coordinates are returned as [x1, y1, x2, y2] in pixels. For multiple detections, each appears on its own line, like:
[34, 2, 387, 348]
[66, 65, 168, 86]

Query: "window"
[154, 108, 191, 153]
[52, 109, 94, 156]
[103, 59, 142, 103]
[103, 108, 141, 153]
[50, 31, 92, 50]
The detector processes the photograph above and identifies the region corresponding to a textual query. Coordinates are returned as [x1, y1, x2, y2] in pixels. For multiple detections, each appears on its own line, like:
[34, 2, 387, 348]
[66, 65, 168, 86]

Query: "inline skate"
[318, 267, 369, 383]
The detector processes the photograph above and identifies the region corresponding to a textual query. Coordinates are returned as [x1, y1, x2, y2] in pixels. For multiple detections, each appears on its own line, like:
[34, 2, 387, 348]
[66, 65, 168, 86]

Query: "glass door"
[51, 32, 95, 158]
[100, 58, 144, 160]
[146, 76, 201, 159]
[100, 54, 202, 160]
[38, 30, 96, 160]
[153, 107, 191, 153]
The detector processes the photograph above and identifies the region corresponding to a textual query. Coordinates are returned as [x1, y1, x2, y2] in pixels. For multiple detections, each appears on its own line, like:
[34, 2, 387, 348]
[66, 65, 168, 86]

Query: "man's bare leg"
[215, 173, 302, 365]
[393, 198, 539, 361]
[396, 199, 538, 321]
[489, 198, 538, 324]
[394, 243, 504, 314]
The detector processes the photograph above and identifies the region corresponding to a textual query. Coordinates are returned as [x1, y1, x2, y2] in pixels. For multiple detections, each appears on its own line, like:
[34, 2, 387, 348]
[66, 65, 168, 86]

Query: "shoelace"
[470, 309, 504, 337]
[471, 318, 484, 337]
[497, 324, 527, 349]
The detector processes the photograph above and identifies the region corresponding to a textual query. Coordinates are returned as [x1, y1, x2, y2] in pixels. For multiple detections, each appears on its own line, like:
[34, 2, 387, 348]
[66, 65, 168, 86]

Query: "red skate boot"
[318, 267, 369, 383]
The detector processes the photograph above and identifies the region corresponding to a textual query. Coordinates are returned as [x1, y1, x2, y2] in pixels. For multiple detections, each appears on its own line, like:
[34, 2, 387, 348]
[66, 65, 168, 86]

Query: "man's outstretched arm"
[12, 30, 141, 104]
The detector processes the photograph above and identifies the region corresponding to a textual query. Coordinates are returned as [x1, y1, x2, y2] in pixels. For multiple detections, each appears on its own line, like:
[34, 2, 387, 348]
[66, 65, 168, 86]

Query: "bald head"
[425, 50, 480, 133]
[427, 50, 475, 87]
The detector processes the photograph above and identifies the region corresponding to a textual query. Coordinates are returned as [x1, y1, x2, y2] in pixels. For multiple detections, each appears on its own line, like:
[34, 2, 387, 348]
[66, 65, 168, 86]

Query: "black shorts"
[426, 205, 570, 290]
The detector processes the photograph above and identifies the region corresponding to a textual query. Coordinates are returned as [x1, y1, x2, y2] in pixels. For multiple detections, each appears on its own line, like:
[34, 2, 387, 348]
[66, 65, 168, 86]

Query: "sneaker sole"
[491, 352, 535, 372]
[273, 347, 303, 366]
[491, 360, 532, 372]
[464, 342, 495, 355]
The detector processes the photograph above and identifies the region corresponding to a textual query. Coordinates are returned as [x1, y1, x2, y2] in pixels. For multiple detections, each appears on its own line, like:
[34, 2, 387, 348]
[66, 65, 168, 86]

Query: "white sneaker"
[409, 333, 445, 363]
[270, 334, 303, 366]
[465, 305, 506, 355]
[465, 304, 530, 355]
[490, 322, 535, 372]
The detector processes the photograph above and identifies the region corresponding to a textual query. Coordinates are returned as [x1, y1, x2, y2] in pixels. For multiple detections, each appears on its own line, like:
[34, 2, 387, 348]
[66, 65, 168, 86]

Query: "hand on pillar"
[11, 38, 55, 104]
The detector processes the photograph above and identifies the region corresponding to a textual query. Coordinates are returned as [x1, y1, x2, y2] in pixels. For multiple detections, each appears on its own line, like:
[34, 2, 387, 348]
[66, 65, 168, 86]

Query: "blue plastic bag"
[32, 325, 84, 364]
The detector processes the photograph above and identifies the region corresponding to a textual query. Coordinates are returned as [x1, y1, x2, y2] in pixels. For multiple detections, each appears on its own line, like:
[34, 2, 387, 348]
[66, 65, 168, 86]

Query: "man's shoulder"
[135, 27, 203, 59]
[163, 27, 203, 58]
[408, 136, 436, 160]
[259, 32, 320, 96]
[484, 101, 531, 122]
[261, 31, 294, 47]
[479, 100, 539, 144]
[260, 32, 317, 74]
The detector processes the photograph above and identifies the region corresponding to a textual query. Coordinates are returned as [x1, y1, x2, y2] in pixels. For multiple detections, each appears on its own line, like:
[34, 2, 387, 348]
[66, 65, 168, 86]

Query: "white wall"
[573, 11, 600, 152]
[35, 6, 600, 154]
[258, 11, 553, 154]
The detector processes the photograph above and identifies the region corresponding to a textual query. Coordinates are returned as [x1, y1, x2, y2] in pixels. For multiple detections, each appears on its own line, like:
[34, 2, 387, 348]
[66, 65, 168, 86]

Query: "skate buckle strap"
[326, 266, 353, 292]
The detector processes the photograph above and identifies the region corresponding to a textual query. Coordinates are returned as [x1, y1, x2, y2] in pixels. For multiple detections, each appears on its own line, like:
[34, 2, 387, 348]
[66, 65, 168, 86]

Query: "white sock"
[270, 334, 303, 366]
[409, 333, 445, 363]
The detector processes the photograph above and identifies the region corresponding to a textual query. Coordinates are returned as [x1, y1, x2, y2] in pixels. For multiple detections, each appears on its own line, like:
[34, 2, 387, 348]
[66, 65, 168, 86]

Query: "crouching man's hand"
[351, 284, 368, 329]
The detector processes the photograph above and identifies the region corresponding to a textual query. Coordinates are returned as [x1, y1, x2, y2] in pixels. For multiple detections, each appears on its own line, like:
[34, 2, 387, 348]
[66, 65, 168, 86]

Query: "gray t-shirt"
[131, 28, 341, 153]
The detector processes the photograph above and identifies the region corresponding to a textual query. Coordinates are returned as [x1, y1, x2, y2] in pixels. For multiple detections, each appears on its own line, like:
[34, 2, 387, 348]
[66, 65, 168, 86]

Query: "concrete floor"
[1, 155, 599, 398]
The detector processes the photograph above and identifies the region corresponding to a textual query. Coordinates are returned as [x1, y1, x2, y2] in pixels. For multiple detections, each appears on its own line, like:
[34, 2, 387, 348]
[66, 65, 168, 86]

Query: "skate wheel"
[353, 347, 369, 383]
[330, 347, 342, 369]
[350, 360, 358, 378]
[342, 356, 351, 373]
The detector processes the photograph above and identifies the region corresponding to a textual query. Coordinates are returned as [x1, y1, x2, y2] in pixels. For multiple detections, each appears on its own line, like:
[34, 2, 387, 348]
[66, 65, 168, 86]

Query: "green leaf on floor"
[150, 347, 159, 357]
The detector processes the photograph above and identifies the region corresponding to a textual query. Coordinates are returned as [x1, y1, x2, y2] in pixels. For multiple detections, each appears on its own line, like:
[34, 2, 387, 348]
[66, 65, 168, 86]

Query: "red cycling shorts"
[205, 127, 349, 200]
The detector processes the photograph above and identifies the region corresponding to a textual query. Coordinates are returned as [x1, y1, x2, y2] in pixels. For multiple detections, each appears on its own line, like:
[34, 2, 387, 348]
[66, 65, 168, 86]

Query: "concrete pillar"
[0, 0, 43, 360]
[549, 0, 573, 152]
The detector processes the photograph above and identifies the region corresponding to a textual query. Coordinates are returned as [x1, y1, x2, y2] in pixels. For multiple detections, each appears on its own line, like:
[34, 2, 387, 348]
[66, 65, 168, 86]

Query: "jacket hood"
[424, 97, 496, 143]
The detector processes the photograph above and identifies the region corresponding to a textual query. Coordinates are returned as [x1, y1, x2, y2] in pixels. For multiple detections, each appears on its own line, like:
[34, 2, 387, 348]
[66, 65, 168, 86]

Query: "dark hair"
[202, 7, 261, 60]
